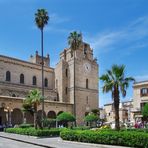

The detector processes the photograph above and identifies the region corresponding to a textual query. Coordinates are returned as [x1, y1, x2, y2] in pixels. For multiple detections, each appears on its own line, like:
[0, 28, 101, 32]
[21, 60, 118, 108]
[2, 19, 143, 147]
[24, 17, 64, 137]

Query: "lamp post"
[4, 106, 13, 127]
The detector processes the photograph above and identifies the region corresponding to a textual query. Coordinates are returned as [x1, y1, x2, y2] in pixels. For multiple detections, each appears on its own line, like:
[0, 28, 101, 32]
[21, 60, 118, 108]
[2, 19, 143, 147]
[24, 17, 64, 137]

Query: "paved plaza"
[0, 132, 130, 148]
[0, 137, 43, 148]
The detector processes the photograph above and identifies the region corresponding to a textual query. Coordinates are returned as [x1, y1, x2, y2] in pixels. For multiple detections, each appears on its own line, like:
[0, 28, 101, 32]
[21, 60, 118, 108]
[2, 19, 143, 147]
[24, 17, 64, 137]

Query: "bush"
[73, 126, 90, 130]
[42, 118, 56, 128]
[56, 112, 75, 127]
[60, 129, 148, 148]
[5, 128, 60, 137]
[19, 124, 34, 128]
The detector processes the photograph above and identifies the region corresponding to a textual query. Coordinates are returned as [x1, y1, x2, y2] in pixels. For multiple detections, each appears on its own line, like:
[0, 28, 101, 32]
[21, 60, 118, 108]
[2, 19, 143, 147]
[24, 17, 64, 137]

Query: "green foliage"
[142, 103, 148, 118]
[72, 126, 90, 130]
[5, 128, 60, 137]
[91, 109, 100, 116]
[68, 31, 83, 51]
[84, 113, 99, 122]
[60, 129, 148, 148]
[42, 118, 56, 128]
[35, 9, 49, 29]
[19, 124, 34, 128]
[100, 64, 135, 130]
[23, 89, 42, 112]
[56, 112, 75, 123]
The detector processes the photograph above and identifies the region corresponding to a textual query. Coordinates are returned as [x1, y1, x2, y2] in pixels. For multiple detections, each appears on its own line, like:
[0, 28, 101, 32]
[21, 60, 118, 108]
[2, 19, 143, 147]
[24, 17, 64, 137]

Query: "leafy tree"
[84, 113, 99, 127]
[23, 89, 42, 129]
[56, 112, 75, 127]
[91, 109, 100, 116]
[35, 9, 49, 124]
[142, 103, 148, 121]
[100, 65, 134, 130]
[68, 31, 83, 126]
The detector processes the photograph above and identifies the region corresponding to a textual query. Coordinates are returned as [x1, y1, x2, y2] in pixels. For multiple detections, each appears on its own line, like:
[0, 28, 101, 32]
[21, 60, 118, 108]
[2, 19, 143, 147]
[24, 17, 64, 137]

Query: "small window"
[6, 71, 11, 81]
[12, 94, 16, 97]
[64, 50, 67, 60]
[66, 69, 68, 77]
[86, 96, 88, 104]
[20, 74, 24, 84]
[141, 88, 148, 96]
[45, 78, 48, 87]
[32, 76, 37, 85]
[56, 79, 58, 89]
[86, 79, 88, 89]
[71, 50, 73, 58]
[65, 87, 68, 95]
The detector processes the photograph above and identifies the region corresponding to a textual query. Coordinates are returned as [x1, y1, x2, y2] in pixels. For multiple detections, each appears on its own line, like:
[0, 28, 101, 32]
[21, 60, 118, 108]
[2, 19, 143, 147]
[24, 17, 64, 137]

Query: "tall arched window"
[45, 78, 48, 87]
[86, 79, 88, 89]
[20, 74, 24, 84]
[32, 76, 37, 85]
[6, 71, 11, 81]
[66, 69, 68, 77]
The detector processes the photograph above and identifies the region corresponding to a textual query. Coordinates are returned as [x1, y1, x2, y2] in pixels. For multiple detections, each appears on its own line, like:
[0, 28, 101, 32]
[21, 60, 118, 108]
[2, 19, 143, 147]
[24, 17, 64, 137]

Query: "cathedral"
[0, 42, 98, 126]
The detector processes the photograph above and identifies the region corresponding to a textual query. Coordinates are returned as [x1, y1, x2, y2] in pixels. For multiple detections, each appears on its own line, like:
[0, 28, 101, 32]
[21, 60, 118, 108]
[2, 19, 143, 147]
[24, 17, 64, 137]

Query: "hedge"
[60, 129, 148, 148]
[5, 128, 60, 137]
[19, 124, 34, 128]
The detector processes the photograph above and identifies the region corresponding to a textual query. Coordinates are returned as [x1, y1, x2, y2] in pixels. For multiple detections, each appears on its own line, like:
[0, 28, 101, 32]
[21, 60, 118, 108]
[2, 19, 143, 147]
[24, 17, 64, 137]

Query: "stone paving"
[0, 132, 131, 148]
[0, 137, 43, 148]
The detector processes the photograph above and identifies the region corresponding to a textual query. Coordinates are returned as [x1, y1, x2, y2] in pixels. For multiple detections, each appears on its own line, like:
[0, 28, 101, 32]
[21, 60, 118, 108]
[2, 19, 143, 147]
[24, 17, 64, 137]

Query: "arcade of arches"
[0, 96, 72, 126]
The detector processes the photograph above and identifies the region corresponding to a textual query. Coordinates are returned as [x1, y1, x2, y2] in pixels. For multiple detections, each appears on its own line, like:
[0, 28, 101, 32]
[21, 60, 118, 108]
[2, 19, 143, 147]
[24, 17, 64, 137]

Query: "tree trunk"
[34, 104, 37, 129]
[41, 28, 44, 128]
[114, 86, 120, 130]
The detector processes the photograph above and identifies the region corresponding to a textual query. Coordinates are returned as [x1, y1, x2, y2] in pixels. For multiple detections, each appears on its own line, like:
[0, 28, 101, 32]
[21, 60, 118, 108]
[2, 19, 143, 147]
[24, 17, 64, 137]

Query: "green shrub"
[56, 112, 75, 127]
[5, 128, 60, 137]
[72, 126, 90, 130]
[19, 124, 34, 128]
[60, 129, 148, 148]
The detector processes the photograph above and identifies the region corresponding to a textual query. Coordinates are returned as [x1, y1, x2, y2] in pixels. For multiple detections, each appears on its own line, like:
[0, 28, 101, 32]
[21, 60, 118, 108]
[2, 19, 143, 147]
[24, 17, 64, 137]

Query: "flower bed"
[60, 129, 148, 148]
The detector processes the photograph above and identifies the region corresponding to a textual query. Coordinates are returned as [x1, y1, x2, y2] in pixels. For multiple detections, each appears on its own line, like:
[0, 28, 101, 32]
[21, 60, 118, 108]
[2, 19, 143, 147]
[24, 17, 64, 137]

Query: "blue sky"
[0, 0, 148, 107]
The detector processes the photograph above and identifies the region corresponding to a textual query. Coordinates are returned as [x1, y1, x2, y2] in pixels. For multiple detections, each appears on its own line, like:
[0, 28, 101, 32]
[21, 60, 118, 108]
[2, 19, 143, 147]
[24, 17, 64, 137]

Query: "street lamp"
[4, 106, 13, 127]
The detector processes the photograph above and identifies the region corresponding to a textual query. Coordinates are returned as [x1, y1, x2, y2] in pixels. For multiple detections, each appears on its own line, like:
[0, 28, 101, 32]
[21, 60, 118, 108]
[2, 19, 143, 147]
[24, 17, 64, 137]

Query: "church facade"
[0, 42, 98, 126]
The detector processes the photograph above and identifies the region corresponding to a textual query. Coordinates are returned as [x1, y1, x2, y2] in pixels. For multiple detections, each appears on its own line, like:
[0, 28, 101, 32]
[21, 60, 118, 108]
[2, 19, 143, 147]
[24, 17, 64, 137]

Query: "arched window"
[32, 76, 37, 85]
[66, 69, 68, 77]
[20, 74, 24, 84]
[45, 78, 48, 87]
[12, 94, 16, 97]
[6, 71, 11, 81]
[86, 79, 88, 89]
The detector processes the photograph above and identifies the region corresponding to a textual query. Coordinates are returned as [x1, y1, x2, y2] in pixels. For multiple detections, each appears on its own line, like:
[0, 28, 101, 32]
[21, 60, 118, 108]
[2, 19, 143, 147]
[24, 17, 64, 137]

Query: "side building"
[104, 100, 133, 123]
[132, 81, 148, 123]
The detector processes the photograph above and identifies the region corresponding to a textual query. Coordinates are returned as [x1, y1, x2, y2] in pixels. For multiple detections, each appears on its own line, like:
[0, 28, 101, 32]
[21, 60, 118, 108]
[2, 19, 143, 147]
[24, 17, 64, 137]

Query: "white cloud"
[85, 16, 148, 55]
[50, 13, 70, 24]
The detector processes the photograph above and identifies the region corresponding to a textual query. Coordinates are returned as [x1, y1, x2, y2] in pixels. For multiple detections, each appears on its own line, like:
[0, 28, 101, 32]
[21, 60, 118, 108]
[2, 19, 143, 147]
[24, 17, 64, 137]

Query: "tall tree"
[35, 9, 49, 126]
[68, 31, 82, 126]
[23, 89, 42, 129]
[100, 65, 135, 130]
[142, 103, 148, 121]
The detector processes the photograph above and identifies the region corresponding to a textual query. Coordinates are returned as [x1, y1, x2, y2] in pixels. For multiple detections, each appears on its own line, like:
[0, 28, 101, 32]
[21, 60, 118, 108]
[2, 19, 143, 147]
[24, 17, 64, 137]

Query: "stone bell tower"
[55, 42, 99, 125]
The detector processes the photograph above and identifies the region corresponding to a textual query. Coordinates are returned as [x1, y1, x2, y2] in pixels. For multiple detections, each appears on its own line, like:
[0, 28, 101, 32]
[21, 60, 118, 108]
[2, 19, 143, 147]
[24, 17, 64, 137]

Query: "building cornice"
[0, 54, 54, 72]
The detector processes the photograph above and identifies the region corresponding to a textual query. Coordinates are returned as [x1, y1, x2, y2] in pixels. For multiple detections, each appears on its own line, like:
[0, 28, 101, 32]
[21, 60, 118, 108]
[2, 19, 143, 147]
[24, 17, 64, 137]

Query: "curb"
[0, 135, 54, 148]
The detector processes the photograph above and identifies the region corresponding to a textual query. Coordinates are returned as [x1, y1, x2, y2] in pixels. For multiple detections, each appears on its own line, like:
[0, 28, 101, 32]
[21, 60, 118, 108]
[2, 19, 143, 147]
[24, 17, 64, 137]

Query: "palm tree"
[68, 31, 83, 126]
[23, 89, 42, 129]
[35, 9, 49, 126]
[100, 65, 135, 130]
